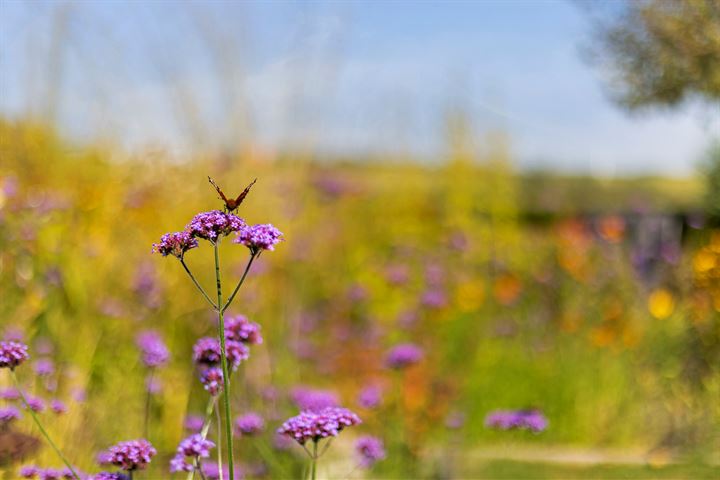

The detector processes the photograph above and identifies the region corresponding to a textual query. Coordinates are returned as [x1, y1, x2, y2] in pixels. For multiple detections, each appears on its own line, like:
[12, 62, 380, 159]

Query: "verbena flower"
[136, 331, 169, 368]
[224, 314, 263, 345]
[290, 387, 339, 412]
[19, 467, 79, 480]
[145, 376, 162, 394]
[19, 466, 39, 478]
[106, 439, 157, 471]
[192, 337, 248, 371]
[0, 406, 21, 426]
[0, 340, 30, 369]
[50, 399, 67, 415]
[152, 231, 198, 259]
[26, 396, 46, 412]
[357, 385, 383, 409]
[277, 407, 361, 445]
[355, 436, 386, 468]
[234, 224, 283, 253]
[484, 409, 548, 433]
[33, 358, 55, 376]
[169, 434, 215, 473]
[385, 343, 423, 369]
[0, 387, 20, 400]
[201, 463, 241, 480]
[234, 412, 264, 436]
[200, 368, 224, 396]
[91, 473, 129, 480]
[186, 210, 245, 242]
[184, 415, 204, 432]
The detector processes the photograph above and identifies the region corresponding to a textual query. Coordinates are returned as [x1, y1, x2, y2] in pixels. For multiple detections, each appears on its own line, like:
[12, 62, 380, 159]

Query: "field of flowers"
[1, 120, 719, 479]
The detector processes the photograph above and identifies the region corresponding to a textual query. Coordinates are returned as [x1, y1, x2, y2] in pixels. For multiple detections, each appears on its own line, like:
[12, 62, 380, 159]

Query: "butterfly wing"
[234, 178, 257, 206]
[208, 176, 229, 203]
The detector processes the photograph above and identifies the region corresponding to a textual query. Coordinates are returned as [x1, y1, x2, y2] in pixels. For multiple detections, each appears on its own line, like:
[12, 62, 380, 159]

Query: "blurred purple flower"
[0, 406, 21, 426]
[420, 289, 448, 309]
[384, 264, 410, 285]
[1, 387, 21, 401]
[106, 439, 157, 471]
[184, 415, 205, 432]
[290, 387, 339, 412]
[200, 368, 224, 396]
[136, 331, 169, 368]
[355, 436, 386, 468]
[445, 411, 466, 429]
[224, 314, 263, 345]
[234, 412, 265, 436]
[25, 396, 45, 412]
[385, 343, 423, 370]
[50, 399, 67, 415]
[145, 376, 162, 394]
[193, 337, 248, 371]
[485, 409, 548, 433]
[357, 385, 383, 409]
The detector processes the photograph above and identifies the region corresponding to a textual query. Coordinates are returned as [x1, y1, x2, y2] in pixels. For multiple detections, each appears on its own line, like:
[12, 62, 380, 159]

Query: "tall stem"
[214, 240, 235, 480]
[10, 370, 80, 480]
[181, 258, 218, 310]
[188, 397, 217, 480]
[311, 441, 318, 480]
[221, 253, 256, 312]
[143, 368, 154, 438]
[216, 401, 223, 480]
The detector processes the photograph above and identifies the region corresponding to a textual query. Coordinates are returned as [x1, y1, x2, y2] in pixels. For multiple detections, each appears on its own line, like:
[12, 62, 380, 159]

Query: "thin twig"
[221, 253, 256, 312]
[181, 258, 217, 310]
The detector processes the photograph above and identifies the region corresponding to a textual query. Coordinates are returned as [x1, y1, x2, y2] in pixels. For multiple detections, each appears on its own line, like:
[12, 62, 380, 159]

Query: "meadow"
[1, 119, 719, 479]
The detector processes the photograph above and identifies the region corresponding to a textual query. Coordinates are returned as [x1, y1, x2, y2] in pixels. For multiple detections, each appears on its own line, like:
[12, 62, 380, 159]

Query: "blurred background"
[1, 1, 719, 478]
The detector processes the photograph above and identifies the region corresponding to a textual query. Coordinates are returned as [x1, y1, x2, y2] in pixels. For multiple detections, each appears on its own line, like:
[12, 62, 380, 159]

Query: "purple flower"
[19, 466, 38, 478]
[355, 436, 386, 468]
[192, 337, 248, 371]
[106, 439, 157, 471]
[290, 387, 339, 412]
[184, 415, 204, 432]
[201, 463, 241, 480]
[277, 407, 361, 445]
[170, 434, 215, 473]
[0, 340, 30, 369]
[385, 343, 423, 369]
[26, 396, 45, 412]
[50, 399, 67, 414]
[91, 473, 129, 480]
[0, 406, 21, 425]
[357, 385, 383, 409]
[234, 223, 283, 253]
[200, 368, 224, 396]
[484, 409, 548, 433]
[0, 387, 20, 401]
[136, 331, 169, 368]
[234, 412, 265, 436]
[186, 210, 245, 242]
[224, 314, 263, 345]
[145, 376, 162, 394]
[33, 358, 55, 376]
[420, 289, 448, 309]
[152, 231, 198, 258]
[384, 263, 410, 285]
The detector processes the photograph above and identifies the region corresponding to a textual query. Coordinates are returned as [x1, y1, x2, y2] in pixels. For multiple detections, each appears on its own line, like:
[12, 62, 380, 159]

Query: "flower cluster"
[186, 210, 245, 242]
[277, 407, 361, 445]
[193, 336, 249, 371]
[169, 434, 215, 473]
[0, 406, 21, 426]
[355, 436, 386, 468]
[200, 368, 224, 396]
[234, 223, 283, 253]
[151, 231, 198, 259]
[105, 439, 157, 471]
[234, 412, 264, 436]
[290, 387, 339, 412]
[385, 343, 423, 369]
[136, 331, 169, 368]
[357, 385, 383, 409]
[0, 340, 30, 369]
[484, 409, 548, 433]
[19, 466, 79, 479]
[90, 473, 129, 480]
[224, 314, 263, 345]
[34, 358, 55, 376]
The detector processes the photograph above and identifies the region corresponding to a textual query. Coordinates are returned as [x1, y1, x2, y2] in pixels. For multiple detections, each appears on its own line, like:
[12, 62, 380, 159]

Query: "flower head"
[184, 415, 204, 432]
[385, 343, 423, 369]
[355, 436, 386, 468]
[0, 406, 21, 426]
[234, 412, 264, 436]
[106, 439, 157, 471]
[19, 466, 39, 478]
[0, 341, 30, 369]
[91, 473, 129, 480]
[152, 231, 198, 259]
[277, 407, 361, 445]
[26, 396, 45, 412]
[357, 385, 383, 409]
[484, 409, 548, 433]
[224, 314, 263, 345]
[200, 368, 224, 396]
[136, 331, 169, 368]
[192, 337, 248, 371]
[170, 434, 215, 473]
[50, 399, 67, 415]
[186, 210, 245, 242]
[33, 358, 55, 376]
[234, 224, 283, 253]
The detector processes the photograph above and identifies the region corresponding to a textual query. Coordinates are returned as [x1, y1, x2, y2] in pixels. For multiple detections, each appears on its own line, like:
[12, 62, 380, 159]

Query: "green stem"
[216, 400, 223, 480]
[311, 441, 318, 480]
[221, 253, 256, 312]
[181, 258, 218, 310]
[10, 370, 80, 480]
[143, 368, 154, 438]
[214, 240, 235, 480]
[254, 439, 292, 478]
[188, 397, 217, 480]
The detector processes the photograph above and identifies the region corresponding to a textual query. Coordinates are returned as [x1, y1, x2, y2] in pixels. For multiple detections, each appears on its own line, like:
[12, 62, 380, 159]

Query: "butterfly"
[208, 176, 257, 213]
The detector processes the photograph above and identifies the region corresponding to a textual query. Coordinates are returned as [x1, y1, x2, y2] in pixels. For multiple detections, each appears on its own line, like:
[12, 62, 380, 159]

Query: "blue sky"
[1, 0, 717, 174]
